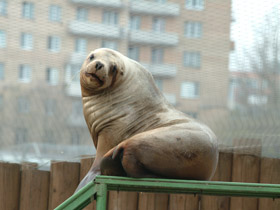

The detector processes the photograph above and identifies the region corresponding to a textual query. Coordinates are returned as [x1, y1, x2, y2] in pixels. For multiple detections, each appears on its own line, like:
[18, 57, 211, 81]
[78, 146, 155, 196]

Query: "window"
[181, 81, 200, 98]
[22, 2, 34, 19]
[19, 64, 32, 83]
[69, 64, 80, 82]
[15, 128, 28, 144]
[45, 99, 56, 116]
[185, 0, 204, 10]
[46, 67, 59, 85]
[49, 5, 61, 22]
[21, 33, 33, 50]
[130, 15, 141, 30]
[102, 11, 118, 25]
[0, 0, 7, 16]
[246, 78, 258, 89]
[17, 96, 30, 113]
[154, 79, 163, 91]
[184, 21, 202, 38]
[76, 7, 88, 21]
[48, 36, 61, 52]
[0, 30, 6, 48]
[151, 48, 164, 64]
[0, 63, 4, 80]
[183, 51, 201, 68]
[102, 40, 118, 50]
[128, 46, 139, 61]
[75, 38, 87, 54]
[152, 17, 165, 32]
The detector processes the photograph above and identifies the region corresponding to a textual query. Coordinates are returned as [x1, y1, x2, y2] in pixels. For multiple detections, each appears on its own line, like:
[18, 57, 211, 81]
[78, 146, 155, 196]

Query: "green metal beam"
[55, 175, 280, 210]
[54, 181, 96, 210]
[95, 176, 280, 198]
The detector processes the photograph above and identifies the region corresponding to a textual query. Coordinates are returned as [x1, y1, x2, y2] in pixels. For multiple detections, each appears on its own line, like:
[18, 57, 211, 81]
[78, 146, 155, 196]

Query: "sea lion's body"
[76, 48, 218, 191]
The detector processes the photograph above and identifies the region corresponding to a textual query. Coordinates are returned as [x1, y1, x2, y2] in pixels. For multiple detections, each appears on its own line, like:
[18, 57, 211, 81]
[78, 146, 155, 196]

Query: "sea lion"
[75, 48, 218, 192]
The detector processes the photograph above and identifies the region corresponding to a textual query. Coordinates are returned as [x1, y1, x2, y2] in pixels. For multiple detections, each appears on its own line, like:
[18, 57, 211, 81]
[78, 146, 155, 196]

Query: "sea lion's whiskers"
[69, 68, 82, 82]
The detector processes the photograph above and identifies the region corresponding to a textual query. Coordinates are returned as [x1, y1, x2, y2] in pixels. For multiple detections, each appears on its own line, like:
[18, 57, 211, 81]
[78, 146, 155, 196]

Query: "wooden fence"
[0, 152, 280, 210]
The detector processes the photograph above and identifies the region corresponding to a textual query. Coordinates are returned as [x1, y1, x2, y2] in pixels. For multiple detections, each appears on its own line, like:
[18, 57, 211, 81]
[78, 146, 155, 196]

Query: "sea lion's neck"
[82, 70, 169, 147]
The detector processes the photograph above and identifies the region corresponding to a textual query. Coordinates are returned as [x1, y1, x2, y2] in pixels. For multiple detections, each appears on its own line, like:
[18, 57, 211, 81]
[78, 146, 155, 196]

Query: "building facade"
[0, 0, 231, 158]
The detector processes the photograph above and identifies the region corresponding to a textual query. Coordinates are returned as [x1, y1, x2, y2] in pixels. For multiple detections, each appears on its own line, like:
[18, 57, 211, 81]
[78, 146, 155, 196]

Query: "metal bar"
[54, 181, 96, 210]
[95, 176, 280, 199]
[96, 183, 107, 210]
[55, 175, 280, 210]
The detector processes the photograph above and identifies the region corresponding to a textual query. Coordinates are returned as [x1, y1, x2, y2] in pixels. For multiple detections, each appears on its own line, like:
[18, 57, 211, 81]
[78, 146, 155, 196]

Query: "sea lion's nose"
[95, 61, 104, 71]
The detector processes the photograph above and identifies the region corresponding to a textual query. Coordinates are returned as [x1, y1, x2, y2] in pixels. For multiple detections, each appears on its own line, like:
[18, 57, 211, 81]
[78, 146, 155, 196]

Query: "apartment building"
[0, 0, 231, 156]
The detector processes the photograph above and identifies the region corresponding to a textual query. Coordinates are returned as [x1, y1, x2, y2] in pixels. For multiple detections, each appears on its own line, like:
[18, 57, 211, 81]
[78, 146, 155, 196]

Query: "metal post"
[96, 183, 107, 210]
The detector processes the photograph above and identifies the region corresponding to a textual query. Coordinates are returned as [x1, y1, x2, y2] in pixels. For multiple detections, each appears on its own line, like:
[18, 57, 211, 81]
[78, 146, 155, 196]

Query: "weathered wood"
[0, 162, 21, 210]
[138, 193, 169, 210]
[80, 157, 96, 210]
[259, 157, 280, 210]
[48, 161, 80, 210]
[138, 192, 155, 210]
[107, 191, 138, 210]
[169, 194, 199, 210]
[201, 152, 233, 210]
[21, 162, 38, 170]
[20, 169, 50, 210]
[230, 153, 260, 210]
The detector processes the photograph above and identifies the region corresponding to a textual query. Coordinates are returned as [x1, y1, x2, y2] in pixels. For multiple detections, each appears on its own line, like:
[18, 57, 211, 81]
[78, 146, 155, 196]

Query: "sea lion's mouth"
[85, 72, 104, 85]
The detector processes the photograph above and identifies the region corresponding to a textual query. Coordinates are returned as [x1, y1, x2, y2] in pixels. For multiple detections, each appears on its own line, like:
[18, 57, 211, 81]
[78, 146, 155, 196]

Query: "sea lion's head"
[80, 48, 125, 96]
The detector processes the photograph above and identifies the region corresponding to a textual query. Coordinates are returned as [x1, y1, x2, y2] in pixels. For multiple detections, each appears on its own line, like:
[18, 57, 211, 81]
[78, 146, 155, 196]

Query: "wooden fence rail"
[0, 152, 280, 210]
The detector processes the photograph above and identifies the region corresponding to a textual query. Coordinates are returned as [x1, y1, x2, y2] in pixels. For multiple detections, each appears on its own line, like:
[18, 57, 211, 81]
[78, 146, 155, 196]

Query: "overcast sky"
[230, 0, 279, 70]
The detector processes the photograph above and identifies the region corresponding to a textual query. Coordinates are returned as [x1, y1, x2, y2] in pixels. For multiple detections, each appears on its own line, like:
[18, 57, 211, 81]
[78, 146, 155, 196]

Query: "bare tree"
[245, 6, 280, 110]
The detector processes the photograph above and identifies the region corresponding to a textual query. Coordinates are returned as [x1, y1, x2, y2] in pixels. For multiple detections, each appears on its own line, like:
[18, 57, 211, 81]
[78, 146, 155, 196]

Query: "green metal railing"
[55, 175, 280, 210]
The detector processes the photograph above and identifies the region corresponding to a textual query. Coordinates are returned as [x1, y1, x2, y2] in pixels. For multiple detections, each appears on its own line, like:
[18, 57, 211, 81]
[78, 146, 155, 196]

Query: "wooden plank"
[230, 153, 260, 210]
[138, 193, 169, 210]
[154, 193, 169, 210]
[80, 157, 96, 210]
[19, 169, 50, 210]
[21, 161, 38, 170]
[169, 194, 199, 210]
[138, 192, 155, 210]
[48, 161, 80, 210]
[201, 152, 233, 210]
[107, 191, 138, 210]
[0, 162, 21, 210]
[259, 157, 280, 210]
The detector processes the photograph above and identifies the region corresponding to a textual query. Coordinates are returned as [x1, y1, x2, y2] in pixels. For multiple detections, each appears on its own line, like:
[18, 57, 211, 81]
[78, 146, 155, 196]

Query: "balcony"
[129, 30, 178, 46]
[141, 63, 177, 78]
[70, 0, 122, 8]
[68, 21, 121, 39]
[163, 93, 177, 105]
[130, 0, 179, 16]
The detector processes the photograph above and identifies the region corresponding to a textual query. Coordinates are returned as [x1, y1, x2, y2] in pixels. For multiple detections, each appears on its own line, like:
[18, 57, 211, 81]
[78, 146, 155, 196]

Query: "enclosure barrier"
[55, 175, 280, 210]
[1, 151, 280, 210]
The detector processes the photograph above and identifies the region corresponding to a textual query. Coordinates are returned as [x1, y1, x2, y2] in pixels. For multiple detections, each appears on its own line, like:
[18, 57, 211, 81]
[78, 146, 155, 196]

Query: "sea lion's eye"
[111, 65, 117, 74]
[89, 54, 94, 61]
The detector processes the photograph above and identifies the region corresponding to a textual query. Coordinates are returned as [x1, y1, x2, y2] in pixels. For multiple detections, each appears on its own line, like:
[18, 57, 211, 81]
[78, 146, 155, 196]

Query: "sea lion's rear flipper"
[100, 146, 127, 176]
